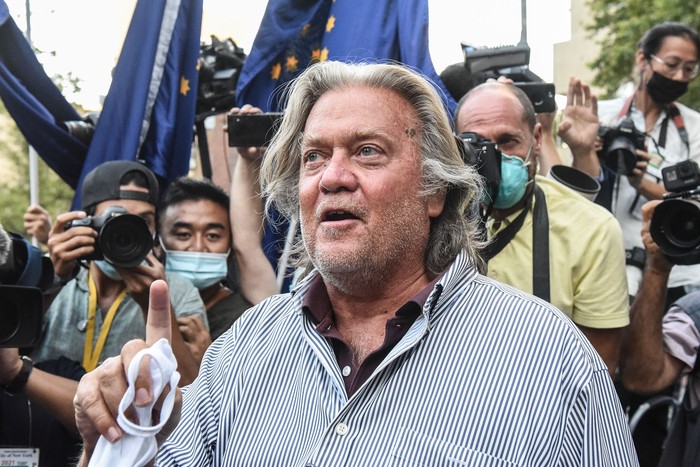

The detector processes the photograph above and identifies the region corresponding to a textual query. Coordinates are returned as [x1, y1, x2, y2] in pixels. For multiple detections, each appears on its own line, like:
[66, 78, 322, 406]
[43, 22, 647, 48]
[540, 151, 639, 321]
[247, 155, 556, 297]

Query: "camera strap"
[658, 103, 689, 151]
[482, 197, 532, 261]
[483, 185, 550, 302]
[84, 270, 127, 372]
[531, 185, 550, 302]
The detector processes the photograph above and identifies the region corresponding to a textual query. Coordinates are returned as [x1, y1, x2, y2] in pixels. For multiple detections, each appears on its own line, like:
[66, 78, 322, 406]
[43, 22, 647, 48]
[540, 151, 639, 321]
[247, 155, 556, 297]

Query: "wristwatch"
[2, 356, 34, 395]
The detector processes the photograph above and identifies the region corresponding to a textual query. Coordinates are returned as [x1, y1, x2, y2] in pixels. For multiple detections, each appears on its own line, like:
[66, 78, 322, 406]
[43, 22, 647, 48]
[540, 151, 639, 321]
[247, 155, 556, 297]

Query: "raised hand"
[74, 280, 182, 464]
[558, 76, 600, 157]
[23, 204, 52, 245]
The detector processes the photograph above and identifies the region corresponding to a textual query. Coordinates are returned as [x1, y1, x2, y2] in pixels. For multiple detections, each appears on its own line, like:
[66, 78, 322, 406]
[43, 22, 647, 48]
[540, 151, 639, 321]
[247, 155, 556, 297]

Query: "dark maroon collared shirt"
[302, 274, 441, 397]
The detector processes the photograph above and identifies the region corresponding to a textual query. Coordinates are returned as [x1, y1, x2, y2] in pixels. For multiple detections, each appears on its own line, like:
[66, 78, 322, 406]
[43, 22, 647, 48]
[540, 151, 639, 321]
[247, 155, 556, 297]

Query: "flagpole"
[25, 0, 40, 247]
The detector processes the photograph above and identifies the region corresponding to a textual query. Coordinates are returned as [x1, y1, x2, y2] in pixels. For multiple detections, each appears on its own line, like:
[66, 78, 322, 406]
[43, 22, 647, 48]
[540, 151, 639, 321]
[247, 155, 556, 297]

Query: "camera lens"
[604, 137, 638, 175]
[662, 202, 700, 248]
[651, 199, 700, 264]
[0, 303, 21, 344]
[0, 285, 43, 347]
[98, 214, 153, 268]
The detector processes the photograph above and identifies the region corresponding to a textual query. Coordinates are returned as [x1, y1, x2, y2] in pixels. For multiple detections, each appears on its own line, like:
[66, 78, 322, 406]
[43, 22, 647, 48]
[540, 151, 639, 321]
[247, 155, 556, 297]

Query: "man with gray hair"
[74, 61, 638, 466]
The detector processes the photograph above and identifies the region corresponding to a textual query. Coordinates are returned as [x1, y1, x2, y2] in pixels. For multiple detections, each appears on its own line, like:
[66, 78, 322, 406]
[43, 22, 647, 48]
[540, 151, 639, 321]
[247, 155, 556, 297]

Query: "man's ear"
[532, 122, 543, 161]
[427, 190, 446, 219]
[153, 234, 165, 260]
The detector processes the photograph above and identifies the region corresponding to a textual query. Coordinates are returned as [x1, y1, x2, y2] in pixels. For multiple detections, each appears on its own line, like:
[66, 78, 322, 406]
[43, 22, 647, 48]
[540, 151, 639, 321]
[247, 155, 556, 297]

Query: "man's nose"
[192, 235, 208, 252]
[319, 154, 358, 193]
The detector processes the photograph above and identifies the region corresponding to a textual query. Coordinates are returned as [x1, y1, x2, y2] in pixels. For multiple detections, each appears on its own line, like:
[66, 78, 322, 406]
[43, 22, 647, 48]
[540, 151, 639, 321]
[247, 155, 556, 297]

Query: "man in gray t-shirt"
[34, 161, 207, 385]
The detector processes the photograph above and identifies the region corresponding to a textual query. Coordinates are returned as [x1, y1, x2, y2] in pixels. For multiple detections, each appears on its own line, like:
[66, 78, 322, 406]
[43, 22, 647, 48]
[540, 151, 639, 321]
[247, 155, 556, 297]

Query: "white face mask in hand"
[88, 338, 180, 467]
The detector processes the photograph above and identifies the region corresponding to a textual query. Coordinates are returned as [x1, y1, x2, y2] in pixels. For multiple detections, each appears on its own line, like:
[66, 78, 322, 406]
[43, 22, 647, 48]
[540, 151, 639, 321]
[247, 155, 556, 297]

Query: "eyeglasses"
[649, 54, 699, 79]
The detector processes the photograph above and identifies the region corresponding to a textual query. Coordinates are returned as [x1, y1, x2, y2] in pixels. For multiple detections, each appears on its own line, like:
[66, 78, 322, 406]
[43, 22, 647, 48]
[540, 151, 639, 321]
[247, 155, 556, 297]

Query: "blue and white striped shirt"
[158, 252, 639, 466]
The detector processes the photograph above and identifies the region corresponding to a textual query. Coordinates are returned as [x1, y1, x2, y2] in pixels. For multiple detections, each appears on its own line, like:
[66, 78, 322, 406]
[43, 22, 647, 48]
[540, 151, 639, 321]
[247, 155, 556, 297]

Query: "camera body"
[458, 132, 502, 204]
[0, 226, 54, 348]
[67, 206, 153, 268]
[650, 160, 700, 265]
[227, 112, 283, 148]
[513, 82, 556, 114]
[597, 117, 647, 175]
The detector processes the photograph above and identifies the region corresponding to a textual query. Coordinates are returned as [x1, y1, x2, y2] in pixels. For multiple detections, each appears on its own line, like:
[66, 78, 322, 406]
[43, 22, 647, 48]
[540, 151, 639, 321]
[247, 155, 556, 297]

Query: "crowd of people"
[0, 20, 698, 467]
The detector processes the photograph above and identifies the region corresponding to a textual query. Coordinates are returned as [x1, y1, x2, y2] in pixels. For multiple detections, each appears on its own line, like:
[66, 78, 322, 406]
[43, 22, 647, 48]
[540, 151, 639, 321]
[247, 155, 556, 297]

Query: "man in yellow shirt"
[455, 81, 629, 376]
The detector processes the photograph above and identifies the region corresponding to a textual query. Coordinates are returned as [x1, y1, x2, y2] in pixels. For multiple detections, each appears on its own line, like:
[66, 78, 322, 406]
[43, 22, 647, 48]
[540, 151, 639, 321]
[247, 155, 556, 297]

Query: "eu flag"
[236, 0, 456, 114]
[73, 0, 203, 209]
[0, 0, 87, 189]
[236, 0, 455, 291]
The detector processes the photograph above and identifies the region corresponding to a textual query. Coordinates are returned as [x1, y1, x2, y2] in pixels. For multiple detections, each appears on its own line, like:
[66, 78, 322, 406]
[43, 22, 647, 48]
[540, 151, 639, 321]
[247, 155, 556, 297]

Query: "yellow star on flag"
[301, 23, 311, 36]
[320, 48, 329, 62]
[326, 16, 335, 33]
[180, 76, 190, 95]
[286, 55, 299, 72]
[311, 48, 321, 61]
[271, 62, 282, 80]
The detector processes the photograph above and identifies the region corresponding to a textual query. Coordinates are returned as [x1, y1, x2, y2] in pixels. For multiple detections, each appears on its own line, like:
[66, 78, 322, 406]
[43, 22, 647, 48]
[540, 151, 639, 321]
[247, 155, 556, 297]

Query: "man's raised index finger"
[146, 279, 172, 345]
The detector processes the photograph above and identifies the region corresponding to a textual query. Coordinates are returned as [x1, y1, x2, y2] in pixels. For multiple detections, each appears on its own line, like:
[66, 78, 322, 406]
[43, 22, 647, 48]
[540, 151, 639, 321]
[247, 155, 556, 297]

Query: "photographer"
[455, 81, 630, 377]
[585, 22, 700, 301]
[562, 23, 700, 465]
[0, 224, 85, 466]
[31, 160, 207, 385]
[619, 199, 700, 466]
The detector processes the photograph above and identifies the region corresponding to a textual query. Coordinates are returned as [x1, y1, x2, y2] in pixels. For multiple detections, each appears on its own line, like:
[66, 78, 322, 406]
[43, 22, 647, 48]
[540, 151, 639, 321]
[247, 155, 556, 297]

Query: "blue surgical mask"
[492, 152, 532, 210]
[164, 249, 229, 290]
[94, 260, 123, 281]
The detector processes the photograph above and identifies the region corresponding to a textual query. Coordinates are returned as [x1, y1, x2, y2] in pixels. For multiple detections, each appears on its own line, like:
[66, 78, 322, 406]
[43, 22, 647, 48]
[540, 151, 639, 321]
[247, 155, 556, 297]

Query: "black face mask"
[646, 70, 689, 105]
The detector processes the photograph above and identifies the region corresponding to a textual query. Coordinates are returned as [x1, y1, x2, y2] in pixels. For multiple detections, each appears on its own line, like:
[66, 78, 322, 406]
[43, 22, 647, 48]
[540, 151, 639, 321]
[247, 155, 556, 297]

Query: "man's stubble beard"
[301, 197, 429, 294]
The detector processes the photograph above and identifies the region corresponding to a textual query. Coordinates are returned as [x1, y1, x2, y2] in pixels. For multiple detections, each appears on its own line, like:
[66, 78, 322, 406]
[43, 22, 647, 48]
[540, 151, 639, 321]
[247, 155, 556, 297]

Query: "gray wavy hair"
[259, 60, 486, 276]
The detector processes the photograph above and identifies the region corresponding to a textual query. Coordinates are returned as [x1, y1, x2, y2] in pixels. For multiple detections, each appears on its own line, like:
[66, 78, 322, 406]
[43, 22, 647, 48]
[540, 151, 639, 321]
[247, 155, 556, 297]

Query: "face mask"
[94, 260, 123, 281]
[164, 249, 229, 290]
[491, 154, 531, 209]
[646, 70, 688, 105]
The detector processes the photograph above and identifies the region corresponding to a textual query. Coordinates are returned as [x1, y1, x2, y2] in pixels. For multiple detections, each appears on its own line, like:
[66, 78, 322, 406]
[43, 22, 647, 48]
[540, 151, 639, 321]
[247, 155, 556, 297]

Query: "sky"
[4, 0, 571, 110]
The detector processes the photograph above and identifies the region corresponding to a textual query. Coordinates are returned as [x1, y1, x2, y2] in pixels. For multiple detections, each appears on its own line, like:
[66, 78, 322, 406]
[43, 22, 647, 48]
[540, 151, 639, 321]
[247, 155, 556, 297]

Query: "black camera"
[66, 206, 153, 268]
[458, 132, 502, 204]
[0, 226, 54, 348]
[650, 160, 700, 265]
[196, 35, 247, 119]
[61, 112, 99, 146]
[227, 112, 284, 148]
[597, 117, 647, 176]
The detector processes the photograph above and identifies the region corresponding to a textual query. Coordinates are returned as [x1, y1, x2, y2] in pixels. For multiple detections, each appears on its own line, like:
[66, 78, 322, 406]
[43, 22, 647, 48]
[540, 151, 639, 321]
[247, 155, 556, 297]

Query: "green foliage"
[585, 0, 700, 109]
[0, 101, 74, 240]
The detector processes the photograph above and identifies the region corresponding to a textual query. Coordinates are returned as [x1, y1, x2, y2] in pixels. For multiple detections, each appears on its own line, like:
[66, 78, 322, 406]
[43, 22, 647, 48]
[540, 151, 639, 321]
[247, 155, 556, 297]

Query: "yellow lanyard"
[83, 270, 127, 372]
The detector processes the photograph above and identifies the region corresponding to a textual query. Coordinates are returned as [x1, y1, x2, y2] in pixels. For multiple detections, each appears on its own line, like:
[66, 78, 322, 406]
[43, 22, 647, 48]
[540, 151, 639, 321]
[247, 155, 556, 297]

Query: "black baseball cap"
[81, 160, 160, 210]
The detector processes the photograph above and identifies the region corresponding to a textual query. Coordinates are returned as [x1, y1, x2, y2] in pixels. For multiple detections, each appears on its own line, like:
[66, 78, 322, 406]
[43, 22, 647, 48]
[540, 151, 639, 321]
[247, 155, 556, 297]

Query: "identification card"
[646, 151, 665, 179]
[0, 448, 39, 466]
[648, 151, 665, 170]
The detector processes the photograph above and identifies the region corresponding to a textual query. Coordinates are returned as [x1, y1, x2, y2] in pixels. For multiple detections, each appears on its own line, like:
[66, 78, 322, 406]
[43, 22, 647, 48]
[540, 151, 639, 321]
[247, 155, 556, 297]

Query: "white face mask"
[94, 260, 123, 281]
[163, 248, 230, 290]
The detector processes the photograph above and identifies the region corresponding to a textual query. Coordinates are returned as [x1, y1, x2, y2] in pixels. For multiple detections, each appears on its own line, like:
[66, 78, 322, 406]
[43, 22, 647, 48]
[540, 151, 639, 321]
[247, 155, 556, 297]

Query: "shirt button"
[335, 423, 349, 436]
[342, 366, 351, 377]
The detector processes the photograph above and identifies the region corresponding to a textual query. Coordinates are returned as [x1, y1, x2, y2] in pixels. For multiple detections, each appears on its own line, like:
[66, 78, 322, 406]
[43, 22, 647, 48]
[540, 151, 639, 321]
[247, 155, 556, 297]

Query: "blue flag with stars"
[236, 0, 455, 291]
[0, 0, 87, 189]
[236, 0, 455, 114]
[72, 0, 203, 209]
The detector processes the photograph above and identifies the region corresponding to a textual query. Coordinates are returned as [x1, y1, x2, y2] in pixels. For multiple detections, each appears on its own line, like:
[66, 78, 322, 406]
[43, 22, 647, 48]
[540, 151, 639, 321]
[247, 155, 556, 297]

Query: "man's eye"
[359, 146, 378, 156]
[304, 152, 321, 163]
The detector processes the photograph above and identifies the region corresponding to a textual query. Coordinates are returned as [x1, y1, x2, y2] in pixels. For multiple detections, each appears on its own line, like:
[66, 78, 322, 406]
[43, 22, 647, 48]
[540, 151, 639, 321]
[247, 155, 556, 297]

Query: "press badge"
[0, 447, 40, 466]
[646, 151, 665, 179]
